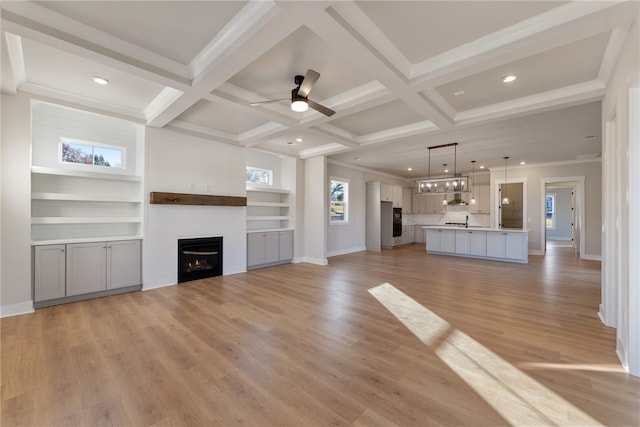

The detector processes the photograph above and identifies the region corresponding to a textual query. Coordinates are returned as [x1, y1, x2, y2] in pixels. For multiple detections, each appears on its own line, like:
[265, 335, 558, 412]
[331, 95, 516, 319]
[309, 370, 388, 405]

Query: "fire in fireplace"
[177, 237, 222, 283]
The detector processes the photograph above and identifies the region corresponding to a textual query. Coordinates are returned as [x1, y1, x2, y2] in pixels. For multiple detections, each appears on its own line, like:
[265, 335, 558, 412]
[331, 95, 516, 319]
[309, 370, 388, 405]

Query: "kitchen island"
[422, 226, 528, 263]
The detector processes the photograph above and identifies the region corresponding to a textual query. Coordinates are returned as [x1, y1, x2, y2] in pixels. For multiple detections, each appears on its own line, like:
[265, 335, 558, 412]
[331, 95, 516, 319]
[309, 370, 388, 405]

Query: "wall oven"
[393, 207, 402, 237]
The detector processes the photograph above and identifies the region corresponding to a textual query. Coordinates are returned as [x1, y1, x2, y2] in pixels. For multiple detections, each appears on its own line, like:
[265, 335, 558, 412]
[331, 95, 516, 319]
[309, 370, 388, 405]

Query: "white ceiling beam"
[597, 24, 631, 84]
[147, 3, 329, 128]
[1, 3, 190, 86]
[2, 32, 25, 94]
[307, 6, 454, 129]
[455, 80, 605, 127]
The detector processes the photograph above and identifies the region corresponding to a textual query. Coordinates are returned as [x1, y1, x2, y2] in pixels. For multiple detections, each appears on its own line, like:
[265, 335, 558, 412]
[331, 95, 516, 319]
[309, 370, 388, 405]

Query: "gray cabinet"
[34, 239, 141, 306]
[247, 230, 293, 268]
[66, 241, 107, 296]
[426, 229, 455, 253]
[34, 244, 66, 302]
[486, 231, 527, 261]
[414, 227, 426, 244]
[107, 240, 142, 290]
[455, 230, 487, 256]
[67, 239, 141, 296]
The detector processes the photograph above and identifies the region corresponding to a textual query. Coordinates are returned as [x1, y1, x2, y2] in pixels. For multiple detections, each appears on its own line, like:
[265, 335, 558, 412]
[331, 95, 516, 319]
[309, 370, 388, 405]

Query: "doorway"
[540, 177, 585, 257]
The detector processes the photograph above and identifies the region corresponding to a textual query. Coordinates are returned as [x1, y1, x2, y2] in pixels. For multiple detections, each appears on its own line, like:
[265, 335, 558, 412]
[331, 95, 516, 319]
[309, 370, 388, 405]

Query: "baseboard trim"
[529, 250, 545, 256]
[582, 254, 602, 261]
[299, 257, 328, 266]
[1, 301, 35, 318]
[327, 246, 366, 257]
[143, 281, 177, 291]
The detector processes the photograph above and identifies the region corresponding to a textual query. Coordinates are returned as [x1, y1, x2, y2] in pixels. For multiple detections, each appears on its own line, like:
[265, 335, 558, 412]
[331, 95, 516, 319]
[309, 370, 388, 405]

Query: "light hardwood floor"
[2, 245, 638, 426]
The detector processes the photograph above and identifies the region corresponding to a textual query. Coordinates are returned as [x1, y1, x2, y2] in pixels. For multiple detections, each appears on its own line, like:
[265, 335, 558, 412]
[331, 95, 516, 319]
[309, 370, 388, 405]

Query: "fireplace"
[177, 237, 222, 283]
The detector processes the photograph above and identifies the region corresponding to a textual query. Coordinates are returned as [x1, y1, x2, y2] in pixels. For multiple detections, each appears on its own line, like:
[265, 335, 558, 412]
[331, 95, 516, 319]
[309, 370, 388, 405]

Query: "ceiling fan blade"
[297, 69, 320, 98]
[250, 98, 289, 106]
[307, 99, 335, 117]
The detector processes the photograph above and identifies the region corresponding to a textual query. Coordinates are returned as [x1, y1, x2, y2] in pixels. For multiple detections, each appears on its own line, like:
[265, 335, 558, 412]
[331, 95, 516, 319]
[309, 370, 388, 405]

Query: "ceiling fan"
[250, 69, 335, 117]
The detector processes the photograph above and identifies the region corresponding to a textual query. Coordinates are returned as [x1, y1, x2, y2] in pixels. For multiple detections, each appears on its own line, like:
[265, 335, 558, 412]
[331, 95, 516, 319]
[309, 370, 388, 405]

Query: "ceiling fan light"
[291, 99, 308, 112]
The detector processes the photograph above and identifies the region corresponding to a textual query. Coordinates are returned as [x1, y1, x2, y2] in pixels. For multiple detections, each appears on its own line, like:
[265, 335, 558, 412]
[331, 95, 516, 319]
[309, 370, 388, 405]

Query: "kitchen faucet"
[465, 215, 469, 228]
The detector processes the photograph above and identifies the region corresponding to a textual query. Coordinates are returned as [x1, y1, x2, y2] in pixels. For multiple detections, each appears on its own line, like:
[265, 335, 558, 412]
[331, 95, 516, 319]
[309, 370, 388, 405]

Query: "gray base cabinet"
[247, 230, 293, 269]
[34, 245, 66, 302]
[34, 239, 142, 306]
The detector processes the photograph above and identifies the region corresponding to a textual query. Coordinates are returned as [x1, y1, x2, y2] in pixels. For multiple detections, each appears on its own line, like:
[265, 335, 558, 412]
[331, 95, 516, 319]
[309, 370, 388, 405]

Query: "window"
[330, 178, 348, 223]
[60, 137, 124, 169]
[546, 194, 555, 228]
[246, 166, 273, 186]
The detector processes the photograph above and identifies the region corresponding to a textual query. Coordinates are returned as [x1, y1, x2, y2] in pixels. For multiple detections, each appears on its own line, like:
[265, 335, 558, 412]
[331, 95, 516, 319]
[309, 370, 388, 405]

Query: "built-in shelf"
[32, 235, 144, 246]
[32, 217, 141, 224]
[31, 166, 144, 242]
[246, 187, 291, 232]
[31, 192, 141, 203]
[31, 166, 141, 182]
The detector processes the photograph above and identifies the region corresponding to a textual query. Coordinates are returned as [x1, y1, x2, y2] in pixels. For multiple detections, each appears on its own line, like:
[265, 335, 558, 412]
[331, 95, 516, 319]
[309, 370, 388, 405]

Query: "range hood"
[447, 192, 467, 206]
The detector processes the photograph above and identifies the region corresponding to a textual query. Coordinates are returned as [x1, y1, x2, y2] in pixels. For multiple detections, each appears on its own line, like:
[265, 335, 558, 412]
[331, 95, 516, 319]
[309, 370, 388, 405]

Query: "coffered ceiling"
[2, 1, 637, 177]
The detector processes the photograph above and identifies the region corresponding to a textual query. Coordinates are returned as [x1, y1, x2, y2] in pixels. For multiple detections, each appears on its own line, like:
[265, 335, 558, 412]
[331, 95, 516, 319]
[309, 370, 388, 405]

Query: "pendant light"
[502, 156, 510, 205]
[470, 160, 477, 205]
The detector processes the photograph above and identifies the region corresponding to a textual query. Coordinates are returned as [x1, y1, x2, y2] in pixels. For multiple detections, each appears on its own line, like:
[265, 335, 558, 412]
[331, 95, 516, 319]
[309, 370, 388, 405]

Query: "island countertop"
[421, 225, 528, 232]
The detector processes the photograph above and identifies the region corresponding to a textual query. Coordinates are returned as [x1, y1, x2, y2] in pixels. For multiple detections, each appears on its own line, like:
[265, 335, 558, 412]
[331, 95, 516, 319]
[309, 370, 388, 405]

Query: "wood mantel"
[150, 192, 247, 207]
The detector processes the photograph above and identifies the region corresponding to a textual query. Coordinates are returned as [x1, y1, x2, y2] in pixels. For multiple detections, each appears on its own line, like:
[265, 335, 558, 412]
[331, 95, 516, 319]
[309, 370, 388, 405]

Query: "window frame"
[58, 137, 126, 170]
[330, 177, 349, 224]
[246, 166, 274, 186]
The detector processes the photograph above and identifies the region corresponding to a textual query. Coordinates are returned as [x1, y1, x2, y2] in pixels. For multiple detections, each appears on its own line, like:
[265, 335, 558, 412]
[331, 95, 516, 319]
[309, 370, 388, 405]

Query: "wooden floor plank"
[2, 245, 638, 426]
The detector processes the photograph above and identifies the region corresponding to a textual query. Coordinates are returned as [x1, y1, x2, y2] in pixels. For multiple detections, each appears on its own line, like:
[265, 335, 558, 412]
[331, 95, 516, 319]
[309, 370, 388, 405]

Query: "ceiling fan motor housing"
[294, 75, 305, 87]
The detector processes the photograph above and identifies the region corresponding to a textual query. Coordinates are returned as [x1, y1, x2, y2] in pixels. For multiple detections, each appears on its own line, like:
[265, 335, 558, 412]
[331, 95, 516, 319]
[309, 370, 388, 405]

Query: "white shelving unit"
[31, 166, 143, 244]
[246, 186, 291, 232]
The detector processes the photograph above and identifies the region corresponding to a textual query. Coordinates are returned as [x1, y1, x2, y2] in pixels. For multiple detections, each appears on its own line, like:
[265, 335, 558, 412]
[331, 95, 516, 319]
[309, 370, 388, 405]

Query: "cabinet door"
[380, 184, 393, 202]
[264, 232, 280, 264]
[392, 186, 403, 207]
[455, 231, 470, 254]
[402, 188, 413, 213]
[470, 185, 490, 213]
[425, 229, 441, 251]
[107, 240, 141, 290]
[415, 227, 426, 244]
[34, 244, 66, 302]
[469, 231, 487, 256]
[278, 231, 293, 261]
[505, 232, 525, 260]
[426, 196, 445, 213]
[441, 230, 456, 253]
[66, 242, 107, 296]
[412, 194, 428, 213]
[486, 232, 506, 258]
[247, 233, 266, 266]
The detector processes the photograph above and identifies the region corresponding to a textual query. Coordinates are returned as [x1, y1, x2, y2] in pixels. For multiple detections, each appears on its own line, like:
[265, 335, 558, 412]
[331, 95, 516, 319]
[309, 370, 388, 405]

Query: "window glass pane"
[330, 180, 347, 222]
[246, 167, 273, 185]
[61, 139, 123, 168]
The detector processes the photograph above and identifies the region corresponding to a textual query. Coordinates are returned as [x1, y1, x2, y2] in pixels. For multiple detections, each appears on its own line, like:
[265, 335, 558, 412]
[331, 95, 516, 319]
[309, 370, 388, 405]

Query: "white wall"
[0, 93, 33, 316]
[490, 160, 601, 258]
[143, 127, 247, 289]
[601, 21, 639, 376]
[327, 160, 406, 257]
[303, 156, 327, 264]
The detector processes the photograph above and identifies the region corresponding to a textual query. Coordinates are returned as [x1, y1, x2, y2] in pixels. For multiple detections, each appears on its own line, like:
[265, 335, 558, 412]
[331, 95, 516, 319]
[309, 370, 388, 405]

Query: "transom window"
[59, 137, 124, 169]
[330, 178, 348, 223]
[246, 166, 273, 186]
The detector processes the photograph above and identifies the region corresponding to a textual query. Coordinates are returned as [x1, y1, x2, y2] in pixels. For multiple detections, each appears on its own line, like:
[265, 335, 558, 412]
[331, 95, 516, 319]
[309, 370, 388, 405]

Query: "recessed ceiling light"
[407, 167, 413, 171]
[520, 161, 526, 165]
[502, 74, 517, 83]
[454, 90, 465, 96]
[92, 76, 109, 85]
[296, 138, 303, 142]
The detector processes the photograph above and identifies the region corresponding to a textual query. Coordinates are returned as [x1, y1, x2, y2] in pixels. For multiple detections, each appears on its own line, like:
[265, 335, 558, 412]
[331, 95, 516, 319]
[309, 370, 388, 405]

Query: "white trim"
[327, 158, 407, 181]
[327, 246, 367, 257]
[540, 176, 586, 258]
[0, 301, 35, 318]
[298, 257, 328, 266]
[582, 254, 602, 262]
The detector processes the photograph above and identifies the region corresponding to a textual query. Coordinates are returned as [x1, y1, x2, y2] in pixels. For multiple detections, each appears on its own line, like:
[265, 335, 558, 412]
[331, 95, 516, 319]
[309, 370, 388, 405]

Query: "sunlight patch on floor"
[368, 282, 603, 427]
